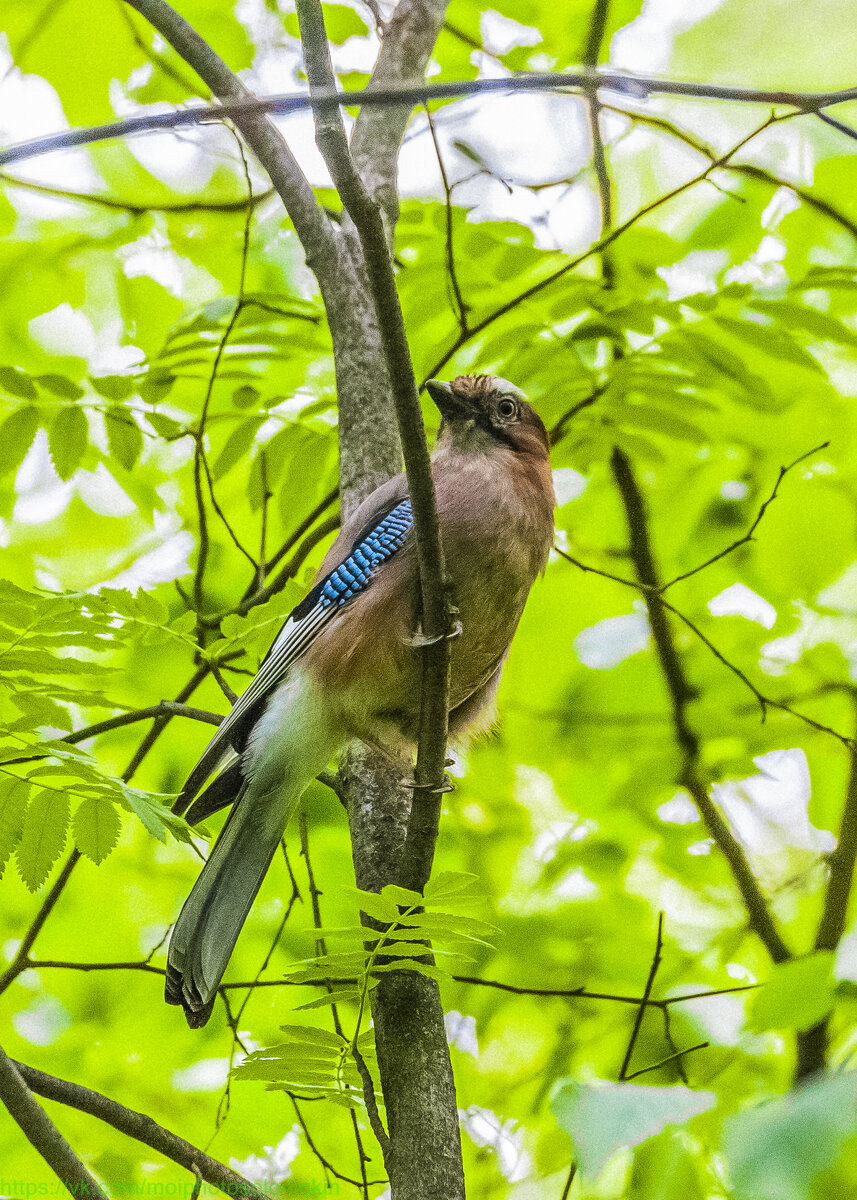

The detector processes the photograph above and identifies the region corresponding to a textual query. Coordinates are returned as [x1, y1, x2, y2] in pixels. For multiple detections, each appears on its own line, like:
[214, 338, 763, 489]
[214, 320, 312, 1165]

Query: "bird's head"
[424, 374, 549, 459]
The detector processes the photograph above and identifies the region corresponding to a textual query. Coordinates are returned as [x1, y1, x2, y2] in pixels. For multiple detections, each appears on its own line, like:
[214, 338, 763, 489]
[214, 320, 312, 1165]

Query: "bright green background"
[2, 0, 857, 1196]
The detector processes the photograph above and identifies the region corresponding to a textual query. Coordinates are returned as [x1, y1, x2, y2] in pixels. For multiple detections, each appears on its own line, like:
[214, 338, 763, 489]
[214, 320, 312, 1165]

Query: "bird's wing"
[175, 496, 414, 814]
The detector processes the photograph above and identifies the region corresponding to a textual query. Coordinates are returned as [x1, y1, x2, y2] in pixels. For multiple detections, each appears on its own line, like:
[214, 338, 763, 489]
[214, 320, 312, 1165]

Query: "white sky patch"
[668, 988, 747, 1046]
[110, 80, 218, 194]
[121, 228, 220, 303]
[575, 605, 650, 669]
[553, 467, 588, 506]
[761, 186, 802, 231]
[688, 840, 713, 856]
[720, 480, 748, 500]
[555, 867, 598, 900]
[612, 0, 729, 72]
[13, 431, 74, 525]
[725, 234, 788, 288]
[533, 818, 596, 864]
[77, 464, 137, 518]
[658, 791, 700, 824]
[712, 749, 835, 862]
[29, 304, 97, 358]
[12, 996, 71, 1046]
[445, 1010, 479, 1058]
[835, 928, 857, 983]
[460, 1106, 531, 1182]
[479, 11, 542, 55]
[761, 598, 857, 679]
[0, 40, 104, 207]
[93, 516, 194, 592]
[658, 250, 726, 300]
[708, 582, 777, 629]
[229, 1128, 302, 1185]
[171, 1057, 230, 1092]
[818, 561, 857, 611]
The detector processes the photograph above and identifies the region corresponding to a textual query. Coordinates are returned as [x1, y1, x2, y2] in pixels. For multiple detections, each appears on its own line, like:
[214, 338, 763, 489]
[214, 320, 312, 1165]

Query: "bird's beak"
[424, 378, 466, 420]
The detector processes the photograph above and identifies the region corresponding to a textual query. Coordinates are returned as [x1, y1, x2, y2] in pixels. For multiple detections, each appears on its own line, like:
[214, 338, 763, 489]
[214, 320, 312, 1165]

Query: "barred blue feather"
[320, 500, 412, 606]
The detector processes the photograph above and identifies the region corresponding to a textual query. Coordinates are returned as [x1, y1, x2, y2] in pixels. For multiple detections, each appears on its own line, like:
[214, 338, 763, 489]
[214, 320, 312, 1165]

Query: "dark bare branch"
[0, 1048, 106, 1199]
[11, 1059, 264, 1199]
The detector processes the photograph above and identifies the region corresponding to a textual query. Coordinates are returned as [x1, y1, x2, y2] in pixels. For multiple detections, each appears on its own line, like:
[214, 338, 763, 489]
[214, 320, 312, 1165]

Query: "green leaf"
[34, 374, 85, 399]
[73, 796, 121, 864]
[48, 406, 88, 480]
[120, 785, 184, 845]
[352, 888, 400, 923]
[294, 990, 359, 1011]
[380, 883, 425, 908]
[212, 416, 266, 480]
[15, 788, 70, 891]
[551, 1079, 716, 1178]
[712, 316, 826, 375]
[232, 384, 261, 409]
[628, 1132, 706, 1200]
[146, 410, 187, 440]
[0, 406, 40, 476]
[724, 1072, 857, 1200]
[89, 375, 137, 400]
[423, 871, 481, 901]
[0, 777, 30, 873]
[0, 366, 38, 400]
[746, 953, 836, 1033]
[104, 409, 143, 471]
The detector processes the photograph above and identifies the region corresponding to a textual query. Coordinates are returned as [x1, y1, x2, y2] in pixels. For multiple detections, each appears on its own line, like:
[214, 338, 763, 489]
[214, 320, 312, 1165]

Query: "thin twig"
[425, 105, 469, 336]
[560, 1162, 578, 1200]
[661, 441, 830, 591]
[623, 1040, 709, 1081]
[555, 545, 854, 749]
[299, 814, 374, 1193]
[619, 913, 664, 1080]
[601, 103, 857, 242]
[425, 110, 798, 380]
[582, 0, 612, 231]
[0, 172, 275, 215]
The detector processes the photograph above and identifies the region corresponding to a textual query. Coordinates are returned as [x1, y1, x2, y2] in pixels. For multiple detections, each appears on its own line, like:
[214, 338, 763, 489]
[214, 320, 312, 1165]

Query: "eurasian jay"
[166, 374, 555, 1026]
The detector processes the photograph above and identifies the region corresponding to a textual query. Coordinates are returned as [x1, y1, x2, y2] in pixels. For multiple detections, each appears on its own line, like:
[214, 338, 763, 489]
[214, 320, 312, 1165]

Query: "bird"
[165, 374, 555, 1026]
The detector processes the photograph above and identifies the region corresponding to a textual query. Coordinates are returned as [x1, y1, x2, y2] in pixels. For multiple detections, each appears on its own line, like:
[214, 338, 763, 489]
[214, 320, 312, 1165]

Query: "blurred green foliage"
[2, 0, 857, 1196]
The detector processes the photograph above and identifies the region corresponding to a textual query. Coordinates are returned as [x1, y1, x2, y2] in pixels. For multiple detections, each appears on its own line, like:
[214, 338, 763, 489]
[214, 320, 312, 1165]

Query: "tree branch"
[0, 1047, 107, 1198]
[294, 11, 463, 1196]
[295, 0, 452, 889]
[6, 69, 857, 169]
[121, 0, 334, 275]
[10, 1059, 264, 1199]
[349, 0, 448, 229]
[582, 0, 612, 232]
[797, 696, 857, 1078]
[610, 447, 793, 964]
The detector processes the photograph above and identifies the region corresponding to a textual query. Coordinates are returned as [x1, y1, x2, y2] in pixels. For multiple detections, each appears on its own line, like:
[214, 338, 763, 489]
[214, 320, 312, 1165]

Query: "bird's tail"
[165, 783, 287, 1027]
[166, 671, 341, 1027]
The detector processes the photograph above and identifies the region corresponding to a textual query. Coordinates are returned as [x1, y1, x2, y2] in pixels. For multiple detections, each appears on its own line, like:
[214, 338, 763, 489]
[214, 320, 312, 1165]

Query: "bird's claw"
[406, 775, 455, 795]
[404, 618, 463, 647]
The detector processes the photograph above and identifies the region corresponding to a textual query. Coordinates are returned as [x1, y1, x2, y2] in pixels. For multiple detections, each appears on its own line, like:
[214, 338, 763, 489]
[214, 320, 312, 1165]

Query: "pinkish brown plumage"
[165, 375, 554, 1026]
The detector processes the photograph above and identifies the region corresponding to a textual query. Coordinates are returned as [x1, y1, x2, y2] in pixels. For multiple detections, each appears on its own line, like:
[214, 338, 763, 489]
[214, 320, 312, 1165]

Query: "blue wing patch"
[320, 500, 413, 606]
[175, 497, 414, 811]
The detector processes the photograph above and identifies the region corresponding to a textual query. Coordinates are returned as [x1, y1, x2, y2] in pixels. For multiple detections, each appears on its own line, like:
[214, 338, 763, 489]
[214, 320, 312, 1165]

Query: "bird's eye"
[497, 398, 517, 419]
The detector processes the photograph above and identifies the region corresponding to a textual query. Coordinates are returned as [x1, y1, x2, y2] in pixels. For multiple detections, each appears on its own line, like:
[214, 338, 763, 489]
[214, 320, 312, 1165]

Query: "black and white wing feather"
[174, 498, 413, 817]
